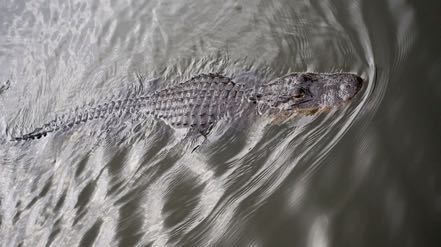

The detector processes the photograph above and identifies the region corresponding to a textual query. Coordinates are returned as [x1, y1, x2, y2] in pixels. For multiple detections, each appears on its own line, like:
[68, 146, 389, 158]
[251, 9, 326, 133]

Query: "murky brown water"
[0, 0, 440, 246]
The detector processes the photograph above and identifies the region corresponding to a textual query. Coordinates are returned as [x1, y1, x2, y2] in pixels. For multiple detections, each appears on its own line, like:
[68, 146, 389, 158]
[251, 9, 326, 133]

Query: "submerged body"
[12, 72, 362, 141]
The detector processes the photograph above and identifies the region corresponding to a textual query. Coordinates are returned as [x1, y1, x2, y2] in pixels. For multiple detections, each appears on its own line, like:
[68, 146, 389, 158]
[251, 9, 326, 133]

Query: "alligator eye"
[299, 73, 312, 82]
[293, 88, 305, 99]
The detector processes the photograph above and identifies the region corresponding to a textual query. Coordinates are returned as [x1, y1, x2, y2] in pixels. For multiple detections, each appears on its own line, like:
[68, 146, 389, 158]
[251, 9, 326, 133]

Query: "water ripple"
[0, 0, 417, 246]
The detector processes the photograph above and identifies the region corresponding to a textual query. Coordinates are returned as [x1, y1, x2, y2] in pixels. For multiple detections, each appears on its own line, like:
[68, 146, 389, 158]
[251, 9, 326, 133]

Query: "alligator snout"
[339, 74, 363, 101]
[353, 74, 363, 93]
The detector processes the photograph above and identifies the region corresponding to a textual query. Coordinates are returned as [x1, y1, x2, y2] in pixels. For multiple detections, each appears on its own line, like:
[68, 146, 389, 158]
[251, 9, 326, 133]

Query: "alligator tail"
[12, 96, 149, 141]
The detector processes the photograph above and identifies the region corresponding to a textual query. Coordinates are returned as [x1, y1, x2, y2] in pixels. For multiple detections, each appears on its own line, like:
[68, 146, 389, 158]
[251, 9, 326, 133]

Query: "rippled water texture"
[1, 0, 441, 246]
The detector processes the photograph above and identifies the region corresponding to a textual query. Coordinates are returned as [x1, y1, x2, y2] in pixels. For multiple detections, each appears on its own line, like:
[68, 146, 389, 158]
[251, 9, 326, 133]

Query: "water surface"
[1, 0, 440, 246]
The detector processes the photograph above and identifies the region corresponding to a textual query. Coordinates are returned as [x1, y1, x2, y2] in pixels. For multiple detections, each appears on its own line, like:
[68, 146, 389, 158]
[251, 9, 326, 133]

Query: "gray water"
[1, 0, 440, 246]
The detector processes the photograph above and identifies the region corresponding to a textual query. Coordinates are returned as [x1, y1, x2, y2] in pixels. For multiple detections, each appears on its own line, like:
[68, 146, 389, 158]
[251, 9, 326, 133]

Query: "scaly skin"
[12, 72, 362, 141]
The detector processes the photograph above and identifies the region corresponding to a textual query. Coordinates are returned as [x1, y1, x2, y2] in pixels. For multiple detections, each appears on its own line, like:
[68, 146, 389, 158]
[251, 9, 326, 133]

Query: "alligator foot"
[198, 123, 215, 138]
[190, 123, 215, 153]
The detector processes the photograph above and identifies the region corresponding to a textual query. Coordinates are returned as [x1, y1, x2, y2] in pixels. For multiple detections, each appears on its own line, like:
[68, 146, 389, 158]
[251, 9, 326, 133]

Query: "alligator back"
[150, 73, 247, 129]
[12, 74, 249, 141]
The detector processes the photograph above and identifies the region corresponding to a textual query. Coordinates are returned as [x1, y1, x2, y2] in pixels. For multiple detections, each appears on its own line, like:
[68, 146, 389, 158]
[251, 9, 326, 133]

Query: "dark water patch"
[53, 190, 67, 213]
[106, 147, 130, 177]
[162, 174, 205, 228]
[115, 191, 144, 247]
[74, 155, 90, 178]
[162, 174, 206, 245]
[12, 210, 21, 225]
[73, 180, 97, 226]
[79, 219, 103, 247]
[45, 227, 61, 247]
[45, 218, 63, 247]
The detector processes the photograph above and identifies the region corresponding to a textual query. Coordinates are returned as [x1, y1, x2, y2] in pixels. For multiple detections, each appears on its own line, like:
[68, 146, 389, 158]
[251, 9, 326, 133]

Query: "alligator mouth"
[289, 98, 313, 108]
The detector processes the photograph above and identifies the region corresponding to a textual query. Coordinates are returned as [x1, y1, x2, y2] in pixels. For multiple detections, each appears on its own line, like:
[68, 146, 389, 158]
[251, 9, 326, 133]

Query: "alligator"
[12, 72, 362, 141]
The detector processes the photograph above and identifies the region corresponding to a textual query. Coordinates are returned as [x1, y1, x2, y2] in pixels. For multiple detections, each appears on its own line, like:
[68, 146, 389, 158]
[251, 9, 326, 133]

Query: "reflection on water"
[2, 0, 440, 246]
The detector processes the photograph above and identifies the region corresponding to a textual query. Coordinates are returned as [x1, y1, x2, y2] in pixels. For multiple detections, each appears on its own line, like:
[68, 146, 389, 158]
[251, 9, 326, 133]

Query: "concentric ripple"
[0, 0, 416, 246]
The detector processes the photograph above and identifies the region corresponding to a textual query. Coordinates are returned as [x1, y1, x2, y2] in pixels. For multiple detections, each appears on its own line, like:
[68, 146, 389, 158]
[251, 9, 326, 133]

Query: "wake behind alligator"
[12, 72, 363, 141]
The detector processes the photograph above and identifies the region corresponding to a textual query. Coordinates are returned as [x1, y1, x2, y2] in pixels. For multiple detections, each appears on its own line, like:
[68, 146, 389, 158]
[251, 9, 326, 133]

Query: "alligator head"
[255, 72, 363, 115]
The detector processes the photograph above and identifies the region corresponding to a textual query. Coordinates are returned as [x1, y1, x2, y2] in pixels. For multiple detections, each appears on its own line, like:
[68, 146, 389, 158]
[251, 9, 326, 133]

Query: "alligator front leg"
[190, 123, 216, 153]
[198, 122, 215, 139]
